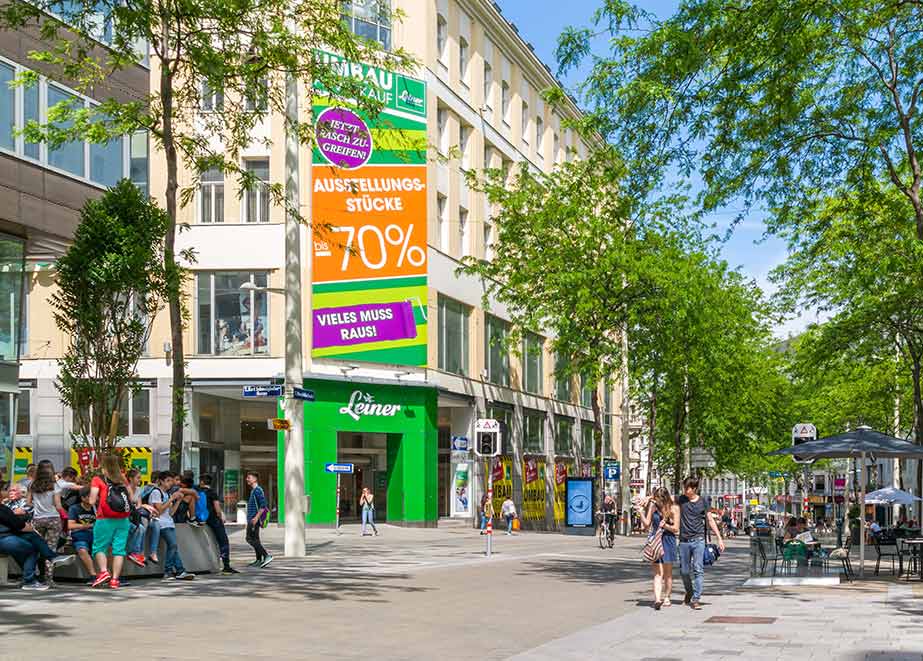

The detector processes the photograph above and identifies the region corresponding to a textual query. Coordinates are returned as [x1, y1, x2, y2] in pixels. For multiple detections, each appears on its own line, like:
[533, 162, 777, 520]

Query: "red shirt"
[92, 475, 130, 519]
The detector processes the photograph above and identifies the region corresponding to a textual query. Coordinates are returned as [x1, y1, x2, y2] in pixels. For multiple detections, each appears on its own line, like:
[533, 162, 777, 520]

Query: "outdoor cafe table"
[901, 538, 923, 580]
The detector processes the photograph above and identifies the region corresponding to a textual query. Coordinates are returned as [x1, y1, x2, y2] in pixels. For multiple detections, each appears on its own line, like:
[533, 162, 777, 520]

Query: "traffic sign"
[475, 418, 500, 432]
[792, 422, 817, 464]
[450, 436, 469, 452]
[604, 461, 621, 481]
[293, 387, 316, 401]
[267, 418, 291, 431]
[243, 385, 283, 398]
[325, 463, 354, 474]
[768, 470, 789, 478]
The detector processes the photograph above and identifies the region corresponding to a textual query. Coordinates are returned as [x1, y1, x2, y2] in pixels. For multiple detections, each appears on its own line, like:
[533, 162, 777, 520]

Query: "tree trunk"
[912, 357, 923, 522]
[645, 386, 656, 494]
[671, 399, 685, 494]
[591, 386, 603, 502]
[159, 28, 186, 473]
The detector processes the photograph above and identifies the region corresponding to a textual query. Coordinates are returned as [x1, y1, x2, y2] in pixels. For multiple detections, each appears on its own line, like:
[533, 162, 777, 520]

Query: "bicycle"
[597, 511, 616, 549]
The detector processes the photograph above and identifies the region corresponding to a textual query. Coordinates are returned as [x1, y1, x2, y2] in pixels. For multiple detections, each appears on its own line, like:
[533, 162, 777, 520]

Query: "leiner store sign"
[339, 390, 402, 421]
[300, 379, 436, 435]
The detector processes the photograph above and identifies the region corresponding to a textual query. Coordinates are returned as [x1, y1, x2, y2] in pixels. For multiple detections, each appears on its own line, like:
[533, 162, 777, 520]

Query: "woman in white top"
[27, 461, 64, 586]
[359, 487, 379, 537]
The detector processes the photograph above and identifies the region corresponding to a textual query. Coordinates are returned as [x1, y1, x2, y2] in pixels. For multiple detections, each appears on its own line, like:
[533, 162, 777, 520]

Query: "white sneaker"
[21, 582, 49, 591]
[51, 554, 75, 568]
[175, 571, 196, 581]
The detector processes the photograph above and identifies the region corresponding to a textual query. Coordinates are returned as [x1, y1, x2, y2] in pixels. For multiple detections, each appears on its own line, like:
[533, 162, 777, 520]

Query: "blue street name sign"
[293, 387, 316, 402]
[604, 461, 621, 481]
[325, 463, 355, 474]
[768, 471, 788, 478]
[243, 385, 283, 398]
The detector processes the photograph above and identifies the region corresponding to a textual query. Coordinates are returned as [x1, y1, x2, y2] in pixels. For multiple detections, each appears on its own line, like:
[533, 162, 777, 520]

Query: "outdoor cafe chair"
[757, 538, 783, 577]
[828, 537, 853, 582]
[898, 539, 920, 579]
[873, 537, 900, 576]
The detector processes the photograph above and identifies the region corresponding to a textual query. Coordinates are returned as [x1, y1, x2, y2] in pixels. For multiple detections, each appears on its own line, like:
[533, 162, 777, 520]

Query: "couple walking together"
[640, 476, 725, 611]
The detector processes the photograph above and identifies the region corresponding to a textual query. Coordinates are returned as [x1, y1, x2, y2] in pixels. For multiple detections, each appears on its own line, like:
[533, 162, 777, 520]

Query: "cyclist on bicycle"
[601, 493, 617, 533]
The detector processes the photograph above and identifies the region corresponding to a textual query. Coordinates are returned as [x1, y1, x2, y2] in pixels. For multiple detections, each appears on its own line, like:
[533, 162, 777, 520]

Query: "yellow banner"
[12, 446, 32, 482]
[522, 458, 546, 522]
[553, 460, 575, 523]
[71, 446, 153, 485]
[485, 456, 512, 518]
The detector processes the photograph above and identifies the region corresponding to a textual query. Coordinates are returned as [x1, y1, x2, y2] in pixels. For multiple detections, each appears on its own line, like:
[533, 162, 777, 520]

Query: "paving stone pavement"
[510, 571, 923, 661]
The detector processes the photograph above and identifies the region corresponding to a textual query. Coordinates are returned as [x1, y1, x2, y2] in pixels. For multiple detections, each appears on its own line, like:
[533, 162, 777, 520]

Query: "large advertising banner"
[522, 457, 547, 522]
[451, 461, 471, 517]
[311, 51, 428, 367]
[485, 457, 513, 520]
[553, 461, 575, 523]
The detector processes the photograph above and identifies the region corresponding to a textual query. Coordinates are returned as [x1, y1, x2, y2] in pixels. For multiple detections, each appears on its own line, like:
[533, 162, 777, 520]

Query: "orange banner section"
[312, 164, 428, 283]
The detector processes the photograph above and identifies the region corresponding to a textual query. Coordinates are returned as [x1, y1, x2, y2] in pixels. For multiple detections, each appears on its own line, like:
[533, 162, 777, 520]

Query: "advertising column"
[311, 52, 428, 367]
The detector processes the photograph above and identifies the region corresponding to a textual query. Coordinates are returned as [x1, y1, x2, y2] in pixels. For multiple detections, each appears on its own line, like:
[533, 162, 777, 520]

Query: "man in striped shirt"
[245, 472, 271, 568]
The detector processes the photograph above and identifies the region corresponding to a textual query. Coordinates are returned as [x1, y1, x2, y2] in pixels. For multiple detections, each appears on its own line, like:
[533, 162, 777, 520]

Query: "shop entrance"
[337, 431, 388, 522]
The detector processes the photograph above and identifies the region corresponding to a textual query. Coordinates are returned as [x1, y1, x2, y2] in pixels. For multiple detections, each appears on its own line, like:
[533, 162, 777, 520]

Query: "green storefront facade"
[277, 378, 439, 527]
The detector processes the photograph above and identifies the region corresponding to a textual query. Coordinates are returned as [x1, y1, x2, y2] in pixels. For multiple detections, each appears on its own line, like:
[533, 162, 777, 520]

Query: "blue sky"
[496, 0, 822, 337]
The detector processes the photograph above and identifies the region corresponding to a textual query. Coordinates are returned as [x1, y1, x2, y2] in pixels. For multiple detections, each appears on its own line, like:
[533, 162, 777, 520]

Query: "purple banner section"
[313, 301, 417, 349]
[316, 107, 372, 169]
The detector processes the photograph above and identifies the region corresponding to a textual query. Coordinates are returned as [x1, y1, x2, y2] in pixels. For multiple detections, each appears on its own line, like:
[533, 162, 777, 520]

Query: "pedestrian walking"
[359, 487, 379, 536]
[87, 455, 134, 589]
[245, 471, 272, 568]
[639, 486, 679, 609]
[479, 493, 491, 534]
[677, 476, 724, 610]
[26, 462, 64, 586]
[199, 474, 238, 573]
[501, 496, 517, 535]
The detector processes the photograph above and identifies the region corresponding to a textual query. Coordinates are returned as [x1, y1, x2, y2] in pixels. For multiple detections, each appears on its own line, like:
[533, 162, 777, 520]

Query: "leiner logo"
[339, 390, 402, 421]
[398, 89, 424, 110]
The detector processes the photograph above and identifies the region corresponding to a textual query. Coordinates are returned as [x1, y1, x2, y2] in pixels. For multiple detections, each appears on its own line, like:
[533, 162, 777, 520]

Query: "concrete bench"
[2, 523, 220, 582]
[0, 553, 8, 585]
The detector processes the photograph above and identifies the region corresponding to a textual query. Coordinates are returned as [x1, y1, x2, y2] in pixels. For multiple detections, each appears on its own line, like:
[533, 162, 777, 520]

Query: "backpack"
[195, 489, 210, 522]
[105, 479, 132, 515]
[140, 484, 156, 504]
[60, 488, 81, 511]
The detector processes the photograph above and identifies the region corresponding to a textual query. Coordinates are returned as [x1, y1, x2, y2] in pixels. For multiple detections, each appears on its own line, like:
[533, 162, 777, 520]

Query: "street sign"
[325, 462, 354, 474]
[267, 418, 291, 431]
[243, 385, 283, 398]
[629, 479, 645, 488]
[792, 422, 817, 464]
[604, 461, 621, 481]
[450, 436, 469, 452]
[292, 387, 316, 401]
[768, 471, 789, 478]
[474, 418, 500, 432]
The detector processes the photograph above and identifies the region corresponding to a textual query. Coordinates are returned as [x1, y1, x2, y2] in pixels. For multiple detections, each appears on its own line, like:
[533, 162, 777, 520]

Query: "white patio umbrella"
[863, 487, 922, 506]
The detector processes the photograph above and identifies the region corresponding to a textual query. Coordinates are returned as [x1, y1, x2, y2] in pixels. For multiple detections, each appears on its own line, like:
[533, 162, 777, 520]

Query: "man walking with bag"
[677, 476, 724, 610]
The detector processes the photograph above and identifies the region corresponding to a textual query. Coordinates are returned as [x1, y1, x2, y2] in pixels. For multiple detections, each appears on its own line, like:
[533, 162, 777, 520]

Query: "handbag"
[704, 513, 721, 566]
[643, 526, 665, 562]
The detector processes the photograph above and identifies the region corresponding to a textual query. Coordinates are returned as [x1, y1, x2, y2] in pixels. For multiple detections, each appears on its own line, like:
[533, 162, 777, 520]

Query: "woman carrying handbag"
[640, 487, 680, 610]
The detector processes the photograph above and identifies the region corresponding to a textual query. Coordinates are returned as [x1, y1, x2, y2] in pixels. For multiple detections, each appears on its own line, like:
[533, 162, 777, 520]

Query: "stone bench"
[2, 523, 220, 583]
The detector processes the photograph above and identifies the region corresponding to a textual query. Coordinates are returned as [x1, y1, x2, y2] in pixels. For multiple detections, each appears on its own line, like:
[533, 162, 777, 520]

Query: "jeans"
[505, 514, 514, 533]
[147, 518, 161, 558]
[160, 527, 185, 575]
[246, 521, 267, 561]
[128, 519, 148, 555]
[207, 519, 230, 565]
[0, 532, 57, 584]
[361, 507, 378, 535]
[480, 512, 488, 530]
[679, 537, 706, 601]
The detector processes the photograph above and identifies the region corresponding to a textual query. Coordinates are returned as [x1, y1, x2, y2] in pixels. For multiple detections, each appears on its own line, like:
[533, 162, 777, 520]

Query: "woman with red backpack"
[88, 455, 132, 589]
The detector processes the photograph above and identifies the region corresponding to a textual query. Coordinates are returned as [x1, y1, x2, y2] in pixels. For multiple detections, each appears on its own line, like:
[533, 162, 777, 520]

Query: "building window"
[196, 272, 270, 356]
[522, 332, 543, 394]
[555, 354, 572, 401]
[437, 295, 470, 376]
[244, 75, 269, 112]
[459, 124, 471, 170]
[436, 13, 448, 65]
[459, 36, 469, 85]
[342, 0, 391, 50]
[555, 416, 573, 456]
[0, 62, 13, 151]
[501, 82, 511, 125]
[487, 404, 513, 454]
[437, 193, 448, 250]
[437, 107, 448, 155]
[243, 159, 270, 223]
[483, 144, 492, 169]
[483, 221, 493, 261]
[117, 388, 151, 436]
[521, 100, 530, 147]
[553, 132, 561, 164]
[580, 423, 595, 459]
[47, 85, 84, 177]
[129, 131, 149, 196]
[535, 116, 544, 158]
[200, 167, 224, 223]
[580, 372, 594, 408]
[23, 82, 39, 160]
[483, 61, 493, 108]
[0, 235, 25, 364]
[485, 314, 510, 387]
[90, 117, 124, 188]
[523, 408, 545, 454]
[201, 80, 223, 111]
[458, 207, 469, 257]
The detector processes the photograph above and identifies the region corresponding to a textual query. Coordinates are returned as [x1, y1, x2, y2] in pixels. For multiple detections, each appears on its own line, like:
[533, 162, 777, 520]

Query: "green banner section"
[314, 49, 426, 118]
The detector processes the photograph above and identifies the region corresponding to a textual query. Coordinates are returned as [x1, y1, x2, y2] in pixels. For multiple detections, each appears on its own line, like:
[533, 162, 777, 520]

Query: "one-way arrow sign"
[325, 463, 354, 474]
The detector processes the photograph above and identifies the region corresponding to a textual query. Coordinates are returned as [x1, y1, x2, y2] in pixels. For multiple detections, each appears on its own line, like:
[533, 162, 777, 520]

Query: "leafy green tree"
[557, 0, 923, 239]
[53, 180, 173, 456]
[1, 0, 414, 468]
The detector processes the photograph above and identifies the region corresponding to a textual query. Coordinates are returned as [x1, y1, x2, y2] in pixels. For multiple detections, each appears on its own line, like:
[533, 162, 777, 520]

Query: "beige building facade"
[18, 0, 625, 526]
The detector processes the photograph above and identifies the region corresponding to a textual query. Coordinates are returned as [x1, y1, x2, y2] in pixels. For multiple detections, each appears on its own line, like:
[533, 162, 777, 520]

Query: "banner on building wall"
[553, 461, 574, 523]
[71, 446, 153, 485]
[522, 458, 546, 522]
[10, 446, 32, 483]
[311, 50, 428, 367]
[485, 456, 512, 519]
